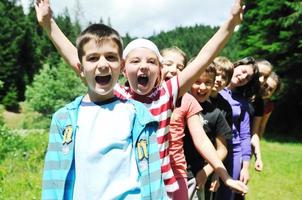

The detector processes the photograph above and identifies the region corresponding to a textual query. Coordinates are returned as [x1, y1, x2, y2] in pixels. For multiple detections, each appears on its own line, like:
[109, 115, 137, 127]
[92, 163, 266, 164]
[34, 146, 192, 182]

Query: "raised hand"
[35, 0, 52, 28]
[230, 0, 244, 26]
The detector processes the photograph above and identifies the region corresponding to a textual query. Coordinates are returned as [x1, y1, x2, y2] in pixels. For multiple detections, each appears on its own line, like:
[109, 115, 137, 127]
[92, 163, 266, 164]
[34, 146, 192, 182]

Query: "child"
[216, 57, 260, 200]
[249, 58, 273, 171]
[209, 56, 234, 196]
[184, 64, 233, 200]
[161, 48, 246, 200]
[210, 56, 234, 128]
[35, 0, 245, 194]
[251, 71, 280, 171]
[41, 23, 166, 199]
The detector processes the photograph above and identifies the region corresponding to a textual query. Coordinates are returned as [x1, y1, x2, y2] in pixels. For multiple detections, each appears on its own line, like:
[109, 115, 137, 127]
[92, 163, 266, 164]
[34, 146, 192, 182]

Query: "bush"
[1, 85, 20, 112]
[0, 125, 23, 162]
[25, 61, 86, 115]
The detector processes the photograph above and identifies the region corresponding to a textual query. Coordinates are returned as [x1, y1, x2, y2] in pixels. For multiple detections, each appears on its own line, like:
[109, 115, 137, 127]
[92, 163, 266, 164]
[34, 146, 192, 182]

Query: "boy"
[184, 64, 232, 200]
[42, 24, 167, 199]
[210, 56, 234, 128]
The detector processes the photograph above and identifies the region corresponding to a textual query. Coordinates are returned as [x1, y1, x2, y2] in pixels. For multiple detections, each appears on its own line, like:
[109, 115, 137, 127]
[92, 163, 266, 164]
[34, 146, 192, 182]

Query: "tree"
[237, 0, 302, 134]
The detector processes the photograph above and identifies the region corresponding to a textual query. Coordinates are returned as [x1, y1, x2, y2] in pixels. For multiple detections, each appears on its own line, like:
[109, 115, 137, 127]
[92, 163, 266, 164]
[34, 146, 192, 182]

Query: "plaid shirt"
[42, 96, 168, 200]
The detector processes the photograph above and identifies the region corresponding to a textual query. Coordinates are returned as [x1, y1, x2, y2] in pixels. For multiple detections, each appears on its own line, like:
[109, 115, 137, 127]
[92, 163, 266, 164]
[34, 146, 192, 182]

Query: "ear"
[77, 63, 85, 78]
[121, 59, 127, 78]
[156, 63, 163, 86]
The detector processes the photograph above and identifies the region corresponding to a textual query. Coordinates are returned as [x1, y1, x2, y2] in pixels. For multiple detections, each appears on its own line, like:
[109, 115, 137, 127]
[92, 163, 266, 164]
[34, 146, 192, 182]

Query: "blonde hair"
[160, 46, 188, 66]
[255, 59, 273, 71]
[213, 56, 234, 86]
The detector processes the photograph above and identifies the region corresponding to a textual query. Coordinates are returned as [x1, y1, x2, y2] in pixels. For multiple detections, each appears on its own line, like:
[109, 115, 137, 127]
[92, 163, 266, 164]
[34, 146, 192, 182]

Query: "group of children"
[35, 0, 280, 199]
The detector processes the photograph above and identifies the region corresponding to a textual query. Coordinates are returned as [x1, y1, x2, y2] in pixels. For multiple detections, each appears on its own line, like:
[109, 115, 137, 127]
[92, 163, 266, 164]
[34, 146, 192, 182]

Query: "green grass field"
[246, 140, 302, 200]
[0, 128, 301, 199]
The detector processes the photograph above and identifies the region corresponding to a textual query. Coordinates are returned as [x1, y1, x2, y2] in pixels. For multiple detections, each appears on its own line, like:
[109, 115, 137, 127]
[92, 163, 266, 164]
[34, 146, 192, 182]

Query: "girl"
[251, 71, 280, 171]
[216, 57, 260, 200]
[250, 59, 273, 171]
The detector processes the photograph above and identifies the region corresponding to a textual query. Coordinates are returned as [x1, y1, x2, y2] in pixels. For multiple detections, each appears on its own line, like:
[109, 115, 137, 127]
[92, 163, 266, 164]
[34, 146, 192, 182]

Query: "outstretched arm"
[195, 136, 228, 188]
[187, 114, 248, 195]
[35, 0, 81, 74]
[178, 0, 244, 97]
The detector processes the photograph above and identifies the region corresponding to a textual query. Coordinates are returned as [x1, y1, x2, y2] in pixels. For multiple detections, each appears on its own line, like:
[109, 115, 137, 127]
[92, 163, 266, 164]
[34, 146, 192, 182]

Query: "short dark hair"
[76, 24, 123, 63]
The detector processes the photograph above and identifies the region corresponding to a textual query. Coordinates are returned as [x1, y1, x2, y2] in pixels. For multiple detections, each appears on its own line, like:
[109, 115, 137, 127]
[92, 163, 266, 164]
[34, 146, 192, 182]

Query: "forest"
[0, 0, 302, 136]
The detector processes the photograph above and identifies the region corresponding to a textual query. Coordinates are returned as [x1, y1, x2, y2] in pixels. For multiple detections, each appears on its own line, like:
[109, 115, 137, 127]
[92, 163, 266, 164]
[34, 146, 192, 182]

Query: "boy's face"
[212, 68, 228, 93]
[190, 72, 215, 103]
[230, 64, 254, 87]
[80, 39, 121, 101]
[124, 48, 161, 95]
[161, 51, 185, 81]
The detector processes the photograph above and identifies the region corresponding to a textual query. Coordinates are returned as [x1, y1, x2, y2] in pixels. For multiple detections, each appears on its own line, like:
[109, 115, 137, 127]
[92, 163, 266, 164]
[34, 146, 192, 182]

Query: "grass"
[0, 129, 48, 200]
[1, 102, 50, 130]
[0, 107, 301, 200]
[0, 131, 301, 199]
[246, 140, 302, 200]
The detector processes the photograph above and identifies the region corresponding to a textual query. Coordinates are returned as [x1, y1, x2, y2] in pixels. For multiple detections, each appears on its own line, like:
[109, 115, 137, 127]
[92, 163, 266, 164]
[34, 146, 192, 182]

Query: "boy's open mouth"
[95, 75, 111, 85]
[137, 74, 149, 86]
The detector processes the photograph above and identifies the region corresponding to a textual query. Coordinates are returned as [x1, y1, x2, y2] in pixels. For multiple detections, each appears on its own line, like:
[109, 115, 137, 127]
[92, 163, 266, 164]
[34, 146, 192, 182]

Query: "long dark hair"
[233, 56, 261, 99]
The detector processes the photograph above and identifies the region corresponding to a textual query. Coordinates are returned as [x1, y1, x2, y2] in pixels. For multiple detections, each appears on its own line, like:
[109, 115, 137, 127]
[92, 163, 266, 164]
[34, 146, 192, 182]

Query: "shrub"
[25, 61, 86, 116]
[1, 85, 20, 112]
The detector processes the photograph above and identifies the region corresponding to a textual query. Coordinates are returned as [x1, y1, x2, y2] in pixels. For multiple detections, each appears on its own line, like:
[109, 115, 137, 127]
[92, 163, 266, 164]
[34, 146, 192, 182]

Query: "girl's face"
[161, 51, 185, 80]
[230, 64, 254, 87]
[258, 63, 272, 86]
[190, 72, 215, 103]
[261, 76, 277, 99]
[124, 48, 161, 95]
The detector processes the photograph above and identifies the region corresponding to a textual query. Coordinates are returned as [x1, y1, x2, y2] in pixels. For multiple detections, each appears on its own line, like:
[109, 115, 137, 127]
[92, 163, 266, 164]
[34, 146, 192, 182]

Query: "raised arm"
[35, 0, 81, 75]
[178, 0, 244, 97]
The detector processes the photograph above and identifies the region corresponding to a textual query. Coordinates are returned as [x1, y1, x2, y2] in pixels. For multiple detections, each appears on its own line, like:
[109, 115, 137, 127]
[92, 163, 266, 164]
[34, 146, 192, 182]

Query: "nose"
[139, 61, 149, 72]
[215, 75, 222, 84]
[169, 65, 178, 76]
[199, 83, 207, 90]
[97, 57, 109, 71]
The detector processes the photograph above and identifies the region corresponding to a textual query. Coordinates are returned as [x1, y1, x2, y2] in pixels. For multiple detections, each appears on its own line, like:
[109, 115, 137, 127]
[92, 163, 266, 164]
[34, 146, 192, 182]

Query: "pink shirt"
[114, 76, 179, 192]
[169, 93, 202, 178]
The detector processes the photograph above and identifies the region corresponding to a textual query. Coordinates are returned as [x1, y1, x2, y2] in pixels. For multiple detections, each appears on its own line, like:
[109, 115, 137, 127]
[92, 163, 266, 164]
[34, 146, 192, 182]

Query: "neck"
[85, 90, 115, 102]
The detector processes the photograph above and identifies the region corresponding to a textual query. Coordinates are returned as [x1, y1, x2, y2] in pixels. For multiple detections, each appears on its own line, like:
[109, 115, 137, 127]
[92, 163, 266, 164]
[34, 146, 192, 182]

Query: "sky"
[21, 0, 235, 37]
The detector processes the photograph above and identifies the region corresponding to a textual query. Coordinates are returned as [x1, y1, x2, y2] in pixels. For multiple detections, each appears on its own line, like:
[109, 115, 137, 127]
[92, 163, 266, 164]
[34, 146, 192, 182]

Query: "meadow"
[0, 108, 301, 199]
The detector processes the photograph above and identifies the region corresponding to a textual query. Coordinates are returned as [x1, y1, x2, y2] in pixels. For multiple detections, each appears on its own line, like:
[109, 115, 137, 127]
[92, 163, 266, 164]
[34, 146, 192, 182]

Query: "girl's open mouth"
[137, 74, 149, 86]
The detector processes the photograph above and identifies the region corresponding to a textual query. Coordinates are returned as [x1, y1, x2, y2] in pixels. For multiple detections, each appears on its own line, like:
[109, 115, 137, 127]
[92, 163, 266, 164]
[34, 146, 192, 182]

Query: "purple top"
[220, 88, 251, 161]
